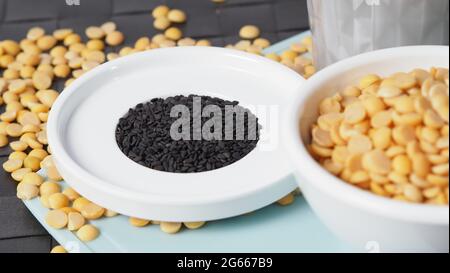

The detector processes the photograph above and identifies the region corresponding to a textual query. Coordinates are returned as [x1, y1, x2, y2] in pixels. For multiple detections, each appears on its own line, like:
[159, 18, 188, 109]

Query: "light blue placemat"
[264, 31, 311, 54]
[23, 31, 354, 253]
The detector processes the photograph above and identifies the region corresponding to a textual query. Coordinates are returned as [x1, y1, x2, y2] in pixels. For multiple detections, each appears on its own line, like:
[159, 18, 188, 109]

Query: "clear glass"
[307, 0, 449, 69]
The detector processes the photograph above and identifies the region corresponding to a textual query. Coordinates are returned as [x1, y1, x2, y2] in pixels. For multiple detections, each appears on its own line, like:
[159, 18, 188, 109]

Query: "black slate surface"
[0, 0, 309, 253]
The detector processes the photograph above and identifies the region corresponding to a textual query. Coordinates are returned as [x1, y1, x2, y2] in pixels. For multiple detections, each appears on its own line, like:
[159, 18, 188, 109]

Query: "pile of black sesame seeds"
[116, 95, 261, 173]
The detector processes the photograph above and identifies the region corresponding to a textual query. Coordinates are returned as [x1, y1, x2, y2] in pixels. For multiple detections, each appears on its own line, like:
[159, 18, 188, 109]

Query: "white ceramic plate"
[48, 47, 305, 222]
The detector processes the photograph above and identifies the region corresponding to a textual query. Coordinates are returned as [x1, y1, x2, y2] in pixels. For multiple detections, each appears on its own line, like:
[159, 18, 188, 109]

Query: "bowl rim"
[284, 45, 450, 225]
[47, 46, 303, 207]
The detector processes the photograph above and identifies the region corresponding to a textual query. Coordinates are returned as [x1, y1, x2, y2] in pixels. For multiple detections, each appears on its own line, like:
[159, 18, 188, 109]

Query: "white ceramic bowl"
[48, 47, 304, 222]
[284, 46, 449, 252]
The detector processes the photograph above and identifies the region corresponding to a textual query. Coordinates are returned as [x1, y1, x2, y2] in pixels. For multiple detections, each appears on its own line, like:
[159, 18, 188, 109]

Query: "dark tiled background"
[0, 0, 310, 253]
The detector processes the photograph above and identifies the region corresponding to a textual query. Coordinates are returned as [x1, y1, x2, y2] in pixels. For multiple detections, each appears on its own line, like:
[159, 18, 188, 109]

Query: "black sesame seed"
[115, 94, 261, 173]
